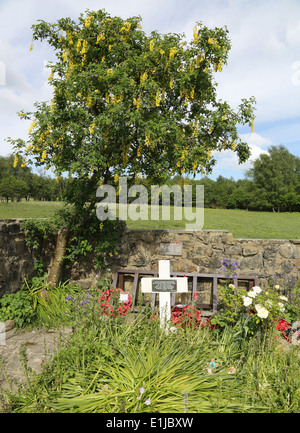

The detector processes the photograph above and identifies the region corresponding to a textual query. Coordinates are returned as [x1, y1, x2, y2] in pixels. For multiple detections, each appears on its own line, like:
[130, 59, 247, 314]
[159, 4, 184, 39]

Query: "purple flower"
[145, 398, 151, 406]
[65, 296, 73, 301]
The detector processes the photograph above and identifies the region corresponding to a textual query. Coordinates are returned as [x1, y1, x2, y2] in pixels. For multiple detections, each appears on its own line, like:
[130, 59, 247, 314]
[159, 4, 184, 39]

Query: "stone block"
[278, 243, 298, 259]
[263, 247, 277, 259]
[242, 246, 258, 256]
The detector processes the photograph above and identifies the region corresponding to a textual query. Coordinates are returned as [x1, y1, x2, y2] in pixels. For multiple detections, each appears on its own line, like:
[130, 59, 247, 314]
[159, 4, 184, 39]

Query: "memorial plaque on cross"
[141, 260, 188, 330]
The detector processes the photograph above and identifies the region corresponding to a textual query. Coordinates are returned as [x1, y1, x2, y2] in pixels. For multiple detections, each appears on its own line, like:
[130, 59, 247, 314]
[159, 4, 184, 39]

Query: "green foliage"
[8, 8, 255, 192]
[0, 290, 36, 328]
[0, 155, 61, 202]
[1, 283, 299, 413]
[20, 205, 125, 276]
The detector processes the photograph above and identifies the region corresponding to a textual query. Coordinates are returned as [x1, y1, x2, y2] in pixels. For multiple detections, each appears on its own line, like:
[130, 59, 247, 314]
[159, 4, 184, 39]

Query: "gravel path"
[0, 326, 72, 394]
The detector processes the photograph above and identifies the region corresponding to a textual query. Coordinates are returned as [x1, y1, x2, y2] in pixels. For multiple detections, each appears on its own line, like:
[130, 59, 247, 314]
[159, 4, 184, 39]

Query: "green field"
[0, 201, 299, 239]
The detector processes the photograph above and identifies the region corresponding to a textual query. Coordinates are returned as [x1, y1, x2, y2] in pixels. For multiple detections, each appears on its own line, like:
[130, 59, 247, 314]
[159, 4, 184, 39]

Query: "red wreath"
[98, 287, 132, 317]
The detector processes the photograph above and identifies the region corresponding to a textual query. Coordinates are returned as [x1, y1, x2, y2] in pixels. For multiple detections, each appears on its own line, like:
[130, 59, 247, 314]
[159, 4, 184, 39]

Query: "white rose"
[278, 302, 285, 312]
[274, 285, 280, 289]
[255, 305, 269, 319]
[247, 290, 257, 298]
[253, 286, 262, 294]
[243, 296, 253, 307]
[228, 284, 235, 289]
[279, 295, 288, 302]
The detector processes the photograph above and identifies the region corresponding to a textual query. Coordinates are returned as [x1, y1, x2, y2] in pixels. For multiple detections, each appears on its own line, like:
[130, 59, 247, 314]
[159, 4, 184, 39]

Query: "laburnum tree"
[7, 9, 256, 286]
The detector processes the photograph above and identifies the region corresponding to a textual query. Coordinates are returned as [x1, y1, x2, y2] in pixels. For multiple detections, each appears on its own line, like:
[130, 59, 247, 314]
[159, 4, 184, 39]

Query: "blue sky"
[0, 0, 299, 180]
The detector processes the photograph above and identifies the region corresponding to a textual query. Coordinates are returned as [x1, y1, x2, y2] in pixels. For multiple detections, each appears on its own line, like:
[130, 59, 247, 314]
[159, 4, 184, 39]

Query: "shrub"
[0, 290, 36, 328]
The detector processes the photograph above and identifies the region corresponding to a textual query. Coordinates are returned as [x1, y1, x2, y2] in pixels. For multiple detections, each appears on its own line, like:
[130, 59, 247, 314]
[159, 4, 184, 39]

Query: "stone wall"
[110, 229, 300, 296]
[0, 219, 299, 300]
[0, 219, 36, 296]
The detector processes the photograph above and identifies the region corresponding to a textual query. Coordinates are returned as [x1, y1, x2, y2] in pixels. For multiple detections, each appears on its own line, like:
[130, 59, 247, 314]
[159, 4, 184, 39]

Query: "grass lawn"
[0, 201, 299, 239]
[0, 201, 63, 219]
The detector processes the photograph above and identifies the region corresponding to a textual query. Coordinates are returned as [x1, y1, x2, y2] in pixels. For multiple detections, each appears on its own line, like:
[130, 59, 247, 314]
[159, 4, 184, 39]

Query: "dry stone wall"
[0, 220, 299, 298]
[110, 229, 300, 295]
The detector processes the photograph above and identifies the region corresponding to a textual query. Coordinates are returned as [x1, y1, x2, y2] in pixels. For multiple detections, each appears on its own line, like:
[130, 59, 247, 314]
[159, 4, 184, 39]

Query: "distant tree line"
[2, 145, 299, 211]
[0, 155, 64, 202]
[138, 145, 300, 212]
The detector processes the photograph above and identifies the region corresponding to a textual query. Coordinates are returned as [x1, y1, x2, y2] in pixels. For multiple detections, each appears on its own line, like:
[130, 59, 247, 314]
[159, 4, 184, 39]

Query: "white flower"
[255, 304, 269, 319]
[266, 300, 272, 308]
[274, 284, 280, 289]
[247, 290, 257, 298]
[253, 286, 262, 294]
[278, 302, 285, 312]
[243, 296, 253, 307]
[279, 295, 288, 302]
[228, 283, 235, 289]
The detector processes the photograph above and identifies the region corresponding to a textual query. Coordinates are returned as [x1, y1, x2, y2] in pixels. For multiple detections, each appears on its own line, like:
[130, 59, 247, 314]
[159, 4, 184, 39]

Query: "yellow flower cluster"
[48, 69, 54, 81]
[150, 39, 155, 51]
[169, 47, 177, 61]
[96, 33, 105, 44]
[208, 37, 220, 48]
[84, 16, 94, 29]
[133, 96, 142, 110]
[155, 91, 161, 107]
[193, 25, 199, 45]
[89, 122, 96, 134]
[13, 155, 19, 168]
[145, 135, 150, 147]
[25, 144, 33, 152]
[140, 72, 148, 83]
[80, 40, 88, 55]
[196, 53, 205, 68]
[28, 119, 37, 134]
[86, 96, 93, 107]
[40, 149, 47, 163]
[251, 119, 255, 133]
[62, 49, 68, 62]
[21, 158, 27, 168]
[66, 30, 73, 45]
[169, 78, 174, 89]
[213, 60, 223, 72]
[120, 21, 131, 32]
[190, 87, 195, 100]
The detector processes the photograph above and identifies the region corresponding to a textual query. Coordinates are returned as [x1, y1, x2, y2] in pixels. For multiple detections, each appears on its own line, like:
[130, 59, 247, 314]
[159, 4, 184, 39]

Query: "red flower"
[193, 293, 198, 300]
[98, 287, 132, 317]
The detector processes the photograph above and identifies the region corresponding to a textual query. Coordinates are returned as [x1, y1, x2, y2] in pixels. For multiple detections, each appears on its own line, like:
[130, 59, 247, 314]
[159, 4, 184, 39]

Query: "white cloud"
[210, 132, 272, 179]
[286, 20, 300, 46]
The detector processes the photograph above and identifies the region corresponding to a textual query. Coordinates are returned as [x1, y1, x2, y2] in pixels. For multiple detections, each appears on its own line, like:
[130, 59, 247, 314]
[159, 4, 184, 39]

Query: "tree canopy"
[8, 8, 256, 206]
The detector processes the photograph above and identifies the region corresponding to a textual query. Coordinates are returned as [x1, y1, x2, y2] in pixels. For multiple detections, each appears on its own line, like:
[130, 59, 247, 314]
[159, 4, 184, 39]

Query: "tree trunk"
[48, 227, 69, 287]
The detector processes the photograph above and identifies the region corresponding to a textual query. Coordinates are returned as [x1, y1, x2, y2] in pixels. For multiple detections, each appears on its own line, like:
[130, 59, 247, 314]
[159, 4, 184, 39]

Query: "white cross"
[141, 260, 188, 331]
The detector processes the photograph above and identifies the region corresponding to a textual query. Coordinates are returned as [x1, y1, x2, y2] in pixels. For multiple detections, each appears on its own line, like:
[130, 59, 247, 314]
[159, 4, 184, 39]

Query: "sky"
[0, 0, 299, 180]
